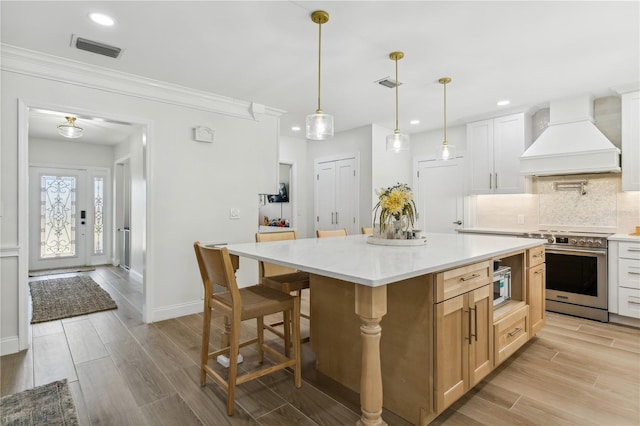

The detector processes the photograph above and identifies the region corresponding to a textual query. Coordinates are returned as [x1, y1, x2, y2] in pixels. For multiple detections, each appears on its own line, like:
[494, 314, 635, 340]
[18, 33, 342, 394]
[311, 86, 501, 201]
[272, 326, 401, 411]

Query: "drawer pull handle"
[629, 271, 640, 275]
[627, 248, 640, 252]
[628, 301, 640, 305]
[508, 327, 523, 337]
[534, 270, 543, 275]
[533, 252, 544, 258]
[461, 273, 481, 282]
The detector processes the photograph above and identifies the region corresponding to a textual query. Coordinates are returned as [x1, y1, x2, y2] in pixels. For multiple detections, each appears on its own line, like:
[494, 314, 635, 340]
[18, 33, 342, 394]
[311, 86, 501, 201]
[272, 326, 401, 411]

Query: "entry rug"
[0, 379, 79, 426]
[29, 275, 117, 324]
[29, 266, 96, 277]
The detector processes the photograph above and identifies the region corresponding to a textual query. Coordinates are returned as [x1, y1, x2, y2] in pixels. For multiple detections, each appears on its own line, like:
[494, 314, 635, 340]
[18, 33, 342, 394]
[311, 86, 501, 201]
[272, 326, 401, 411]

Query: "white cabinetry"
[609, 237, 640, 324]
[467, 113, 530, 194]
[314, 158, 358, 235]
[621, 91, 640, 191]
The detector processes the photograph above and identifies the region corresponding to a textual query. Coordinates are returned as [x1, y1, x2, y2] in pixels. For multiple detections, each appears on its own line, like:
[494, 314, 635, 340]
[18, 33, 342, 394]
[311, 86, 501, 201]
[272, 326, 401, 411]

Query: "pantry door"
[415, 158, 464, 233]
[29, 167, 95, 270]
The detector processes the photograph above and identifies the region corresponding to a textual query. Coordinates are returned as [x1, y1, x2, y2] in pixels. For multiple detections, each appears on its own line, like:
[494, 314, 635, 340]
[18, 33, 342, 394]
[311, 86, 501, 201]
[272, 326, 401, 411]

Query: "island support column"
[355, 284, 388, 426]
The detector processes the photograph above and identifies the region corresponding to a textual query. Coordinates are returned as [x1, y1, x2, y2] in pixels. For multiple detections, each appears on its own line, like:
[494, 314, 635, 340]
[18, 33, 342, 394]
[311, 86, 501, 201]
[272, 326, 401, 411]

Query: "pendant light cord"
[443, 80, 447, 143]
[394, 57, 399, 132]
[317, 22, 322, 112]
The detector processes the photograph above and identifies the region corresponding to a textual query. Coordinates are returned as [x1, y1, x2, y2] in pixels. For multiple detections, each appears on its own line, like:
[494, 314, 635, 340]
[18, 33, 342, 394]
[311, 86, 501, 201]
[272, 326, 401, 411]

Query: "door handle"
[335, 212, 339, 224]
[452, 220, 462, 225]
[331, 212, 334, 224]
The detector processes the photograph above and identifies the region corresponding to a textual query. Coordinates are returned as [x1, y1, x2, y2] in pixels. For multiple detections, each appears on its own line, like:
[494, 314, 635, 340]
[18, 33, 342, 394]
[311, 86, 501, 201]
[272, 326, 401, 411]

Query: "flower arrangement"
[373, 183, 417, 235]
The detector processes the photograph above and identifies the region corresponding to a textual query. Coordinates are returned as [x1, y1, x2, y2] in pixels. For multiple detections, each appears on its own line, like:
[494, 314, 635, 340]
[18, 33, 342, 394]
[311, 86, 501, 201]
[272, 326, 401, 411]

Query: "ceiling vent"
[72, 35, 122, 59]
[375, 77, 402, 88]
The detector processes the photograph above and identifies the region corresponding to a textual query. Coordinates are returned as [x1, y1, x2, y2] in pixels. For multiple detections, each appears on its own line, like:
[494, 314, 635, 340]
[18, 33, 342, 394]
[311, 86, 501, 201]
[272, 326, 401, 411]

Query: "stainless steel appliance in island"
[527, 230, 611, 322]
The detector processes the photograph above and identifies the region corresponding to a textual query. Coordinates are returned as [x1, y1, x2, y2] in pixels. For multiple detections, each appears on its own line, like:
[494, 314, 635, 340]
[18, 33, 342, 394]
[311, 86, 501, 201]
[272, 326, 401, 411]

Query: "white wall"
[29, 137, 115, 168]
[410, 124, 467, 160]
[1, 55, 281, 352]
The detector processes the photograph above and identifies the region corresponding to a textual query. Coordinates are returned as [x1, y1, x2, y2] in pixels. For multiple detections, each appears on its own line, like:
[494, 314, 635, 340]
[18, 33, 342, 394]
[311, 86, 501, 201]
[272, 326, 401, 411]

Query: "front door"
[29, 167, 102, 270]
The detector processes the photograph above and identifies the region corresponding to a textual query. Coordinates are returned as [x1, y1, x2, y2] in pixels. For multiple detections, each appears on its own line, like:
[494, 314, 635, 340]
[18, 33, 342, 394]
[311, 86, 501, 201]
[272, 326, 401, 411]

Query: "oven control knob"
[547, 237, 555, 244]
[570, 238, 578, 245]
[593, 240, 603, 247]
[578, 239, 586, 246]
[586, 240, 594, 247]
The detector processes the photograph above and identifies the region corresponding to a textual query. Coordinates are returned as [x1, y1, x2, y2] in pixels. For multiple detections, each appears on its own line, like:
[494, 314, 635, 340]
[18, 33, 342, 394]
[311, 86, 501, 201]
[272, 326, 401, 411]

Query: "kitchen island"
[226, 233, 546, 425]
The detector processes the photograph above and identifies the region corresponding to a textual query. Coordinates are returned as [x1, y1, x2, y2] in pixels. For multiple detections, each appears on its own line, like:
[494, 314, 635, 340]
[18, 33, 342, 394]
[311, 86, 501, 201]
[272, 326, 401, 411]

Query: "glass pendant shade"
[386, 131, 410, 153]
[438, 141, 455, 160]
[306, 110, 334, 140]
[57, 116, 83, 139]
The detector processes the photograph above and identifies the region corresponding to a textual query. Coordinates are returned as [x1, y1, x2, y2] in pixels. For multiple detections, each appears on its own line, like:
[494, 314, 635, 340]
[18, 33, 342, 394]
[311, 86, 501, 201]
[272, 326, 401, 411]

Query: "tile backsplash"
[474, 173, 639, 234]
[535, 174, 618, 230]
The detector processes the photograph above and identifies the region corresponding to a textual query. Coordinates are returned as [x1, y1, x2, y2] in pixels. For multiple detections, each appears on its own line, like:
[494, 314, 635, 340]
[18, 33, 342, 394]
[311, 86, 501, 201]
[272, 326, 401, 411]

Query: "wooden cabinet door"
[435, 294, 469, 413]
[469, 285, 494, 387]
[528, 263, 546, 335]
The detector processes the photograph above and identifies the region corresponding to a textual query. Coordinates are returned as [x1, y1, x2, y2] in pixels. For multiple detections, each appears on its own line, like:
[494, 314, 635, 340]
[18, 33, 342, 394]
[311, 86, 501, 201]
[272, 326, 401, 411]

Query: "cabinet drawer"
[494, 304, 529, 366]
[620, 242, 640, 260]
[527, 246, 545, 267]
[619, 287, 640, 319]
[435, 261, 491, 302]
[619, 258, 640, 289]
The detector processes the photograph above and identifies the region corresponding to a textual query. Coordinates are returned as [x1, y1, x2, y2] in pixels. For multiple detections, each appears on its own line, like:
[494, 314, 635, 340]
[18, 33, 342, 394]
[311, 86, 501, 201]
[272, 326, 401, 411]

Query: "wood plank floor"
[2, 265, 639, 425]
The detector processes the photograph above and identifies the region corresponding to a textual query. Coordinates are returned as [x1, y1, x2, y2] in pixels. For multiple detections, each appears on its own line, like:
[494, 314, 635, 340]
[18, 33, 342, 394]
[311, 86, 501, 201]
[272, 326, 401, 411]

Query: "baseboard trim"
[152, 300, 202, 322]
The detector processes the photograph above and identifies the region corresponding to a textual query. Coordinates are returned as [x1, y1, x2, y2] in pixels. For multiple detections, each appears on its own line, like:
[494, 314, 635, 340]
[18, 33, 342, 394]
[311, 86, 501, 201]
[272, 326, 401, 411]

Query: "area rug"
[29, 266, 96, 277]
[0, 379, 79, 426]
[29, 275, 117, 324]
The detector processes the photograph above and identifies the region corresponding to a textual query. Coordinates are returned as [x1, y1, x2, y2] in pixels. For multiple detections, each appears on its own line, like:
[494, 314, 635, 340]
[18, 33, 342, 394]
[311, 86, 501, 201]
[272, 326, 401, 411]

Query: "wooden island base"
[310, 246, 545, 426]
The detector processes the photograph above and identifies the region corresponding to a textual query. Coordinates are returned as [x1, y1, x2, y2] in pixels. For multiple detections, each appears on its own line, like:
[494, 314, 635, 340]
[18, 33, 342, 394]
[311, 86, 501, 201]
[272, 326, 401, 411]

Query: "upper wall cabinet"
[467, 113, 531, 194]
[621, 91, 640, 191]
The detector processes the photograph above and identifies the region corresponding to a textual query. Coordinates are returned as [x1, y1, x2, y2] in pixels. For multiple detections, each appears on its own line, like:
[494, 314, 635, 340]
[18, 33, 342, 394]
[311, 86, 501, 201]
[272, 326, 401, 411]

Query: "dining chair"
[255, 231, 310, 354]
[361, 227, 373, 235]
[193, 242, 301, 416]
[316, 228, 348, 238]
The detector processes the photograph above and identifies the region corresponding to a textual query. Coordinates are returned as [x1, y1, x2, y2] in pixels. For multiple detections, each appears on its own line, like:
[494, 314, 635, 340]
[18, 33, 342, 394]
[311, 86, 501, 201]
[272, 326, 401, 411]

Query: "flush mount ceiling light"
[306, 10, 334, 141]
[89, 13, 115, 26]
[497, 99, 510, 106]
[437, 77, 455, 160]
[386, 51, 409, 153]
[57, 116, 83, 138]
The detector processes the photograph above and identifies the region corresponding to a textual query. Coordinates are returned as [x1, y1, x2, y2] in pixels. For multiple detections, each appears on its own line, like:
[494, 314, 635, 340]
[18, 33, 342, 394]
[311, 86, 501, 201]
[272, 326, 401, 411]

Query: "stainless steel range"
[526, 230, 611, 322]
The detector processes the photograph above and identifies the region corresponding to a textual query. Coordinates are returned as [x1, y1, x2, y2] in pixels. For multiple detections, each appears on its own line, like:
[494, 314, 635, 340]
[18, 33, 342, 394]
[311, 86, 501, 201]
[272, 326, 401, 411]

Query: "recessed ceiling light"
[410, 119, 420, 125]
[89, 13, 115, 26]
[291, 126, 301, 131]
[497, 100, 510, 106]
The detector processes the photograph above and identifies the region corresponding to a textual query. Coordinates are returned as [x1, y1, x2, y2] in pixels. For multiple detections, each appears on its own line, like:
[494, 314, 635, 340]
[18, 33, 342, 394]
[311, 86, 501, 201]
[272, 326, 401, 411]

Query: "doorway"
[414, 158, 465, 233]
[29, 166, 109, 270]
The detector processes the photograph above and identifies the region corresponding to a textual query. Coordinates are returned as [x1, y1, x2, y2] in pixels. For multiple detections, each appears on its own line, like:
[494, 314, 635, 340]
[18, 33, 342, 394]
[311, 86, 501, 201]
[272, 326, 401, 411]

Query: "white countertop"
[609, 233, 640, 242]
[457, 228, 535, 237]
[226, 233, 546, 287]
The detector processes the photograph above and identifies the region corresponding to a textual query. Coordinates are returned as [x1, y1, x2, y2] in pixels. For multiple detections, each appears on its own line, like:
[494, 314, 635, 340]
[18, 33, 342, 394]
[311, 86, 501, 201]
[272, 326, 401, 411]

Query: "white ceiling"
[2, 1, 638, 143]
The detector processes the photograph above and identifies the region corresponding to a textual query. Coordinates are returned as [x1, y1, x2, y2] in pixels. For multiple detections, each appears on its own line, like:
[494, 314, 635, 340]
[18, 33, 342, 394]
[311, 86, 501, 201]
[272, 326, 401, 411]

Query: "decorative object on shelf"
[57, 116, 83, 138]
[373, 183, 417, 238]
[386, 51, 409, 152]
[306, 10, 334, 140]
[437, 77, 455, 160]
[193, 126, 214, 143]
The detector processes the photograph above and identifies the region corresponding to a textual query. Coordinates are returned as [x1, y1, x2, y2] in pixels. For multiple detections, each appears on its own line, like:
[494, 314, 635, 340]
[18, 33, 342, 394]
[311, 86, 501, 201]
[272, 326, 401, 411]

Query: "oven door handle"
[546, 247, 607, 256]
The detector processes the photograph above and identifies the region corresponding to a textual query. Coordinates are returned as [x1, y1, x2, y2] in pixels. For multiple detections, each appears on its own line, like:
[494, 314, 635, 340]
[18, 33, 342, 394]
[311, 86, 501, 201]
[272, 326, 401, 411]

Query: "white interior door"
[29, 167, 89, 270]
[416, 159, 464, 233]
[334, 158, 357, 235]
[315, 161, 337, 231]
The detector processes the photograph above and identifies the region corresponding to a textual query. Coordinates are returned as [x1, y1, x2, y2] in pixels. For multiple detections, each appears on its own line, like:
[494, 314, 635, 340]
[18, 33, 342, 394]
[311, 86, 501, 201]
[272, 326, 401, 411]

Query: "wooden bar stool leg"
[201, 303, 211, 386]
[227, 317, 241, 416]
[256, 316, 264, 363]
[222, 315, 231, 349]
[293, 296, 302, 388]
[283, 311, 292, 357]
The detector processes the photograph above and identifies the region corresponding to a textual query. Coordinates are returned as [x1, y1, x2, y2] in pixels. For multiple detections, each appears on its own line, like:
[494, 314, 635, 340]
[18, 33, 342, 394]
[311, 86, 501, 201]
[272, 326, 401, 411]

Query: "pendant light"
[57, 116, 83, 139]
[306, 10, 334, 140]
[386, 51, 409, 152]
[437, 77, 455, 160]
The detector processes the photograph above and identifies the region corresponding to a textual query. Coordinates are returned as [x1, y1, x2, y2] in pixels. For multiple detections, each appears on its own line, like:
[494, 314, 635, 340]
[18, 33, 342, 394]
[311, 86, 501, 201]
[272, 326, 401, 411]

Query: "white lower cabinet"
[609, 238, 640, 320]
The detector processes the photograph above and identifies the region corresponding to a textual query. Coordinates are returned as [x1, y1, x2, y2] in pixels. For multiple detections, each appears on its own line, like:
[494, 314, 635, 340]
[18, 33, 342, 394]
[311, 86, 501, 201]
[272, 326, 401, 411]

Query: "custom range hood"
[520, 95, 620, 176]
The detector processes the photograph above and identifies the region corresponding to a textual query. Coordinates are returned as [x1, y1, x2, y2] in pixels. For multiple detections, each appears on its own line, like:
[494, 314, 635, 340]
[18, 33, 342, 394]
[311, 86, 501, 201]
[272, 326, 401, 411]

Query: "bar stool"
[255, 231, 310, 355]
[316, 228, 348, 238]
[361, 227, 373, 235]
[193, 242, 301, 416]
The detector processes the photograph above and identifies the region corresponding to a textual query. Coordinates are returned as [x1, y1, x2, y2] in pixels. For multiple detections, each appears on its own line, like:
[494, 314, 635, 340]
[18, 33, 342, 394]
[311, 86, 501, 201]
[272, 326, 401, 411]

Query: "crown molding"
[0, 44, 285, 121]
